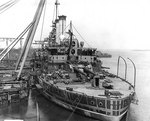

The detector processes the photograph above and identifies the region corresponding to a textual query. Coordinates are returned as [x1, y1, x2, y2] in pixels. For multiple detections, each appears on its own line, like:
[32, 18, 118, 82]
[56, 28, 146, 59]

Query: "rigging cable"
[66, 94, 83, 121]
[52, 2, 55, 22]
[0, 22, 34, 61]
[39, 0, 47, 48]
[72, 24, 91, 48]
[0, 0, 19, 14]
[0, 0, 20, 15]
[0, 0, 14, 9]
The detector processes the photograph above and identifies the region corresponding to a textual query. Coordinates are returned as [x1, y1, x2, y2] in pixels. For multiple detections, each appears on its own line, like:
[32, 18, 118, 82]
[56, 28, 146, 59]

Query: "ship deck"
[45, 75, 134, 99]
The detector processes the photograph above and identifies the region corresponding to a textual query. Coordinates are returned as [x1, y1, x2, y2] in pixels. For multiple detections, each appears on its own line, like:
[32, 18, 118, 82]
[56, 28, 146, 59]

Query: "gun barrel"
[83, 67, 95, 75]
[73, 67, 87, 76]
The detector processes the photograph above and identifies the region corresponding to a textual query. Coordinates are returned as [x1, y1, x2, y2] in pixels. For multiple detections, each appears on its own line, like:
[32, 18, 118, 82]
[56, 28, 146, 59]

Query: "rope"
[66, 94, 83, 121]
[72, 24, 91, 48]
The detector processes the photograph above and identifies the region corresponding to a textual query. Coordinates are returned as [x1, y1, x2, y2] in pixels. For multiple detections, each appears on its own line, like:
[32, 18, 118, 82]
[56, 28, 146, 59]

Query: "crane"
[0, 0, 46, 80]
[16, 0, 46, 79]
[0, 23, 33, 62]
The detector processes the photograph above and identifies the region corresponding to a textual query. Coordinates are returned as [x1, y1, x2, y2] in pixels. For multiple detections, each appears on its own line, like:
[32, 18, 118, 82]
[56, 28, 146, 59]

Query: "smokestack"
[55, 19, 60, 44]
[59, 15, 67, 36]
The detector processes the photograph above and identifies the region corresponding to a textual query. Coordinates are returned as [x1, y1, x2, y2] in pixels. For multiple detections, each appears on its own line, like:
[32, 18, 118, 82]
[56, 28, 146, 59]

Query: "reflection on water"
[0, 90, 35, 121]
[1, 50, 150, 121]
[0, 89, 127, 121]
[0, 89, 99, 121]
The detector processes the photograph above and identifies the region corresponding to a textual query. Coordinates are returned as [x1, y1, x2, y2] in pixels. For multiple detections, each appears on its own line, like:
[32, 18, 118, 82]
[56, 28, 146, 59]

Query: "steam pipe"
[117, 56, 127, 81]
[127, 58, 136, 90]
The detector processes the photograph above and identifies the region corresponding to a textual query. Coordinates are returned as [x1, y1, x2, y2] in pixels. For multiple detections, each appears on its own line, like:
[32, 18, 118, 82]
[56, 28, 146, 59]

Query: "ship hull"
[0, 81, 29, 107]
[36, 84, 128, 121]
[0, 89, 28, 107]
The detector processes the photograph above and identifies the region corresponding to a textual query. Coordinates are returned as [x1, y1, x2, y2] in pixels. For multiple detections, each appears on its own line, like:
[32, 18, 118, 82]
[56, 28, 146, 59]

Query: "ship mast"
[55, 0, 60, 20]
[67, 21, 73, 60]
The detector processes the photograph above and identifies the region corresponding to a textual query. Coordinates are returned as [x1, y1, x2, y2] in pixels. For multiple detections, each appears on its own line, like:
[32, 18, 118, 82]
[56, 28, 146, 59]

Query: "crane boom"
[17, 0, 46, 78]
[0, 22, 33, 62]
[16, 0, 42, 70]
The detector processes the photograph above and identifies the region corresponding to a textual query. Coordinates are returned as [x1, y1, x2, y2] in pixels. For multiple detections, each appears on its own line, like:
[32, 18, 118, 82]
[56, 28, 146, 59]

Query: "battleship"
[30, 0, 137, 121]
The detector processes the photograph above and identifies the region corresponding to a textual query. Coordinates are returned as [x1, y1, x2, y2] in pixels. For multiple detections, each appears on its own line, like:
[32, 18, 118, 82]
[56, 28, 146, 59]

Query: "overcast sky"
[0, 0, 150, 50]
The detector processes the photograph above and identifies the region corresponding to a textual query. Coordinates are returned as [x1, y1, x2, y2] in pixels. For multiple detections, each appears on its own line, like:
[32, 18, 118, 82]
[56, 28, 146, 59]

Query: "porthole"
[72, 41, 76, 47]
[91, 101, 94, 105]
[71, 49, 75, 54]
[99, 102, 103, 106]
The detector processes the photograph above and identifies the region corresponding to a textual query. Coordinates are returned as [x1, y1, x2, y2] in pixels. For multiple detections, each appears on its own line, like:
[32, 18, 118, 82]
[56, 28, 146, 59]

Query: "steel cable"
[0, 0, 19, 15]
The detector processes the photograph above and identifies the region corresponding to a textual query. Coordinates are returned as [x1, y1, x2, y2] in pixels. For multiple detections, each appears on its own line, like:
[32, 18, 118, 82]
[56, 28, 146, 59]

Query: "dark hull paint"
[36, 85, 127, 121]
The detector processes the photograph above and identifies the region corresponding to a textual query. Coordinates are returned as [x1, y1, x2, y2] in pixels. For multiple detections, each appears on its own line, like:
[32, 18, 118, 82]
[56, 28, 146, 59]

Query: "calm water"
[101, 50, 150, 121]
[0, 50, 150, 121]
